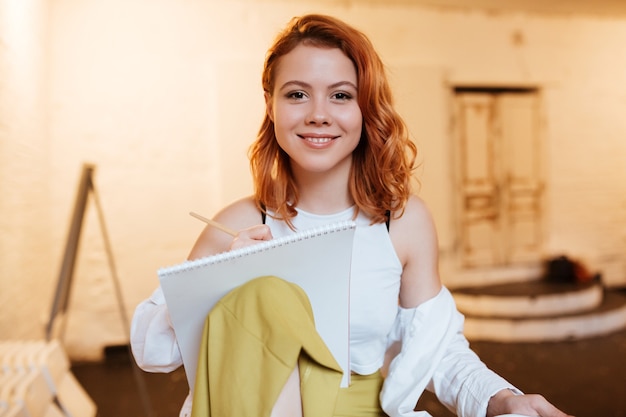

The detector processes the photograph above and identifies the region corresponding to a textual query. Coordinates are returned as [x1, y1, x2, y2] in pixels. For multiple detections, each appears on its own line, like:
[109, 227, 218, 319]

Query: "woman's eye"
[287, 91, 306, 100]
[333, 92, 353, 100]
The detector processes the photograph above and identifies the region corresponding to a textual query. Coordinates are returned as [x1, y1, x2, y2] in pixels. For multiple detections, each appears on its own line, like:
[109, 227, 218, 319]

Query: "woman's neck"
[292, 170, 353, 215]
[297, 190, 353, 215]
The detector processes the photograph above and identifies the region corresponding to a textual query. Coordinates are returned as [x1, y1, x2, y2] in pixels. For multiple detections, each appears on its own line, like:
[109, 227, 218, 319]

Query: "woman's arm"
[391, 195, 442, 309]
[130, 286, 183, 372]
[392, 196, 572, 417]
[130, 196, 271, 372]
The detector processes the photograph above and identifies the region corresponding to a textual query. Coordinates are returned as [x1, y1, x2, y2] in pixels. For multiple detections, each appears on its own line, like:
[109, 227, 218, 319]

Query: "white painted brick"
[2, 1, 626, 358]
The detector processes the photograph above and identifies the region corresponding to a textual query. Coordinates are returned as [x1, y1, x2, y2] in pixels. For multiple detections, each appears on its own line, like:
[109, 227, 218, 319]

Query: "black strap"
[385, 210, 391, 231]
[260, 202, 267, 224]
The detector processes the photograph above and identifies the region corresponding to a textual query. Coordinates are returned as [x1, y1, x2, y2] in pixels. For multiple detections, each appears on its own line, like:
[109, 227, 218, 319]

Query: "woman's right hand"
[229, 224, 273, 250]
[188, 197, 270, 260]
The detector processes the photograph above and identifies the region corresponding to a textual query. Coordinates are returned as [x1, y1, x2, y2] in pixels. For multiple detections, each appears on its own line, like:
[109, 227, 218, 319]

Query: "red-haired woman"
[131, 14, 572, 417]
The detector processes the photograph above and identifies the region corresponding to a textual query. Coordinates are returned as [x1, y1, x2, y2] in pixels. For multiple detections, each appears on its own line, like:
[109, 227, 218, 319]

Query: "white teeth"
[303, 137, 333, 143]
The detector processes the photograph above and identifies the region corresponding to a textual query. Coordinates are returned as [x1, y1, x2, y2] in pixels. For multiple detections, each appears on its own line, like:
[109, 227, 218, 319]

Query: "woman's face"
[265, 44, 362, 178]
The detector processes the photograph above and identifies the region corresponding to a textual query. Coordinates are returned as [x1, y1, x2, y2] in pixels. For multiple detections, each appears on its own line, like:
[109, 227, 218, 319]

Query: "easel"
[45, 163, 155, 417]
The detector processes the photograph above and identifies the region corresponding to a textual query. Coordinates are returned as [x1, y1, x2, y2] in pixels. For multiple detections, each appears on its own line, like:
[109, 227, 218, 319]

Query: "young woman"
[131, 14, 572, 417]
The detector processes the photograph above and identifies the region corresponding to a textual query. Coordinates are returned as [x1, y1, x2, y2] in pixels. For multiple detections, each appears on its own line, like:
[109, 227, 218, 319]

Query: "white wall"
[0, 0, 52, 339]
[1, 0, 625, 358]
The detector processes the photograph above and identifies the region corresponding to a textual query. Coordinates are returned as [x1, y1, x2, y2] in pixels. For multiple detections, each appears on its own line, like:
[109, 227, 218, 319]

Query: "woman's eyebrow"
[278, 80, 357, 91]
[278, 80, 311, 91]
[328, 81, 358, 90]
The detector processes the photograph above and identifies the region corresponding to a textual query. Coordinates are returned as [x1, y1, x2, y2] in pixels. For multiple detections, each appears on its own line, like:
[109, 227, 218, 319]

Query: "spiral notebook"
[158, 220, 356, 390]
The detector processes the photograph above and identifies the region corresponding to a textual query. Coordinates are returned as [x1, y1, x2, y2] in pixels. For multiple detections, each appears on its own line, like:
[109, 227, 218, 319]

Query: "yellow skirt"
[191, 276, 385, 417]
[334, 372, 385, 417]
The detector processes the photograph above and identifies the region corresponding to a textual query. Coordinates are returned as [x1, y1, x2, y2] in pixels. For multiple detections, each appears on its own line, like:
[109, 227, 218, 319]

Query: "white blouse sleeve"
[380, 287, 520, 417]
[130, 286, 183, 372]
[428, 321, 522, 417]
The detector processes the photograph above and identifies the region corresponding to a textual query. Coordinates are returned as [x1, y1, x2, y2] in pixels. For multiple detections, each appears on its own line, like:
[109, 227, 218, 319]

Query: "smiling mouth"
[299, 135, 336, 144]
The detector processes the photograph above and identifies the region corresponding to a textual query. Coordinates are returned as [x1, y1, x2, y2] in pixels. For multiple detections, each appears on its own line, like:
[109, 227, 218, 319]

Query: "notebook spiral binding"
[158, 220, 357, 277]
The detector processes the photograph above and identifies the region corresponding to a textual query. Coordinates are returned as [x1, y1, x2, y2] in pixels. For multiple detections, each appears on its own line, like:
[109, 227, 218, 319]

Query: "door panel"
[457, 93, 501, 266]
[498, 94, 543, 263]
[455, 90, 543, 267]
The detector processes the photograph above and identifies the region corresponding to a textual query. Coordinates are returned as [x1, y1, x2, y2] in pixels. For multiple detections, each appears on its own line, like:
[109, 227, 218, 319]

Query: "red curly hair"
[249, 14, 417, 226]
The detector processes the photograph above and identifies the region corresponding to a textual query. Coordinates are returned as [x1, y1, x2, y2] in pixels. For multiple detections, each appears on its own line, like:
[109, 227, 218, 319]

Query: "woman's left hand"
[486, 389, 575, 417]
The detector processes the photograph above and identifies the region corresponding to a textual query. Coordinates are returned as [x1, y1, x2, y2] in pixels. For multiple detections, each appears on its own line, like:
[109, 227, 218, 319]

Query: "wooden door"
[454, 89, 544, 267]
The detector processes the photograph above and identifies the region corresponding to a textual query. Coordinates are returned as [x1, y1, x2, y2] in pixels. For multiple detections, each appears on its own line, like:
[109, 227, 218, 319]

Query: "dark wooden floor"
[72, 291, 626, 417]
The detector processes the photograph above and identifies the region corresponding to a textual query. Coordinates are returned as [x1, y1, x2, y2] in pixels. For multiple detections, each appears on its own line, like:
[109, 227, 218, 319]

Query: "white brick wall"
[2, 0, 625, 358]
[0, 0, 54, 339]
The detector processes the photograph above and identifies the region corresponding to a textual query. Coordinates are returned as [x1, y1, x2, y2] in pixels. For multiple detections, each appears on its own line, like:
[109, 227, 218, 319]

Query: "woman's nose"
[306, 100, 332, 125]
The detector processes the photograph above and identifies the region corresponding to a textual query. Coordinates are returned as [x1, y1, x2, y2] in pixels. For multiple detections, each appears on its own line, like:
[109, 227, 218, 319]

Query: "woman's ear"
[264, 92, 274, 121]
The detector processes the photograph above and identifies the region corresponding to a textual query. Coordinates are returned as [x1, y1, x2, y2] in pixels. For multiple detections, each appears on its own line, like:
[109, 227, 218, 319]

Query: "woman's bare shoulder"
[392, 195, 435, 229]
[213, 195, 263, 229]
[188, 196, 262, 260]
[389, 196, 438, 268]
